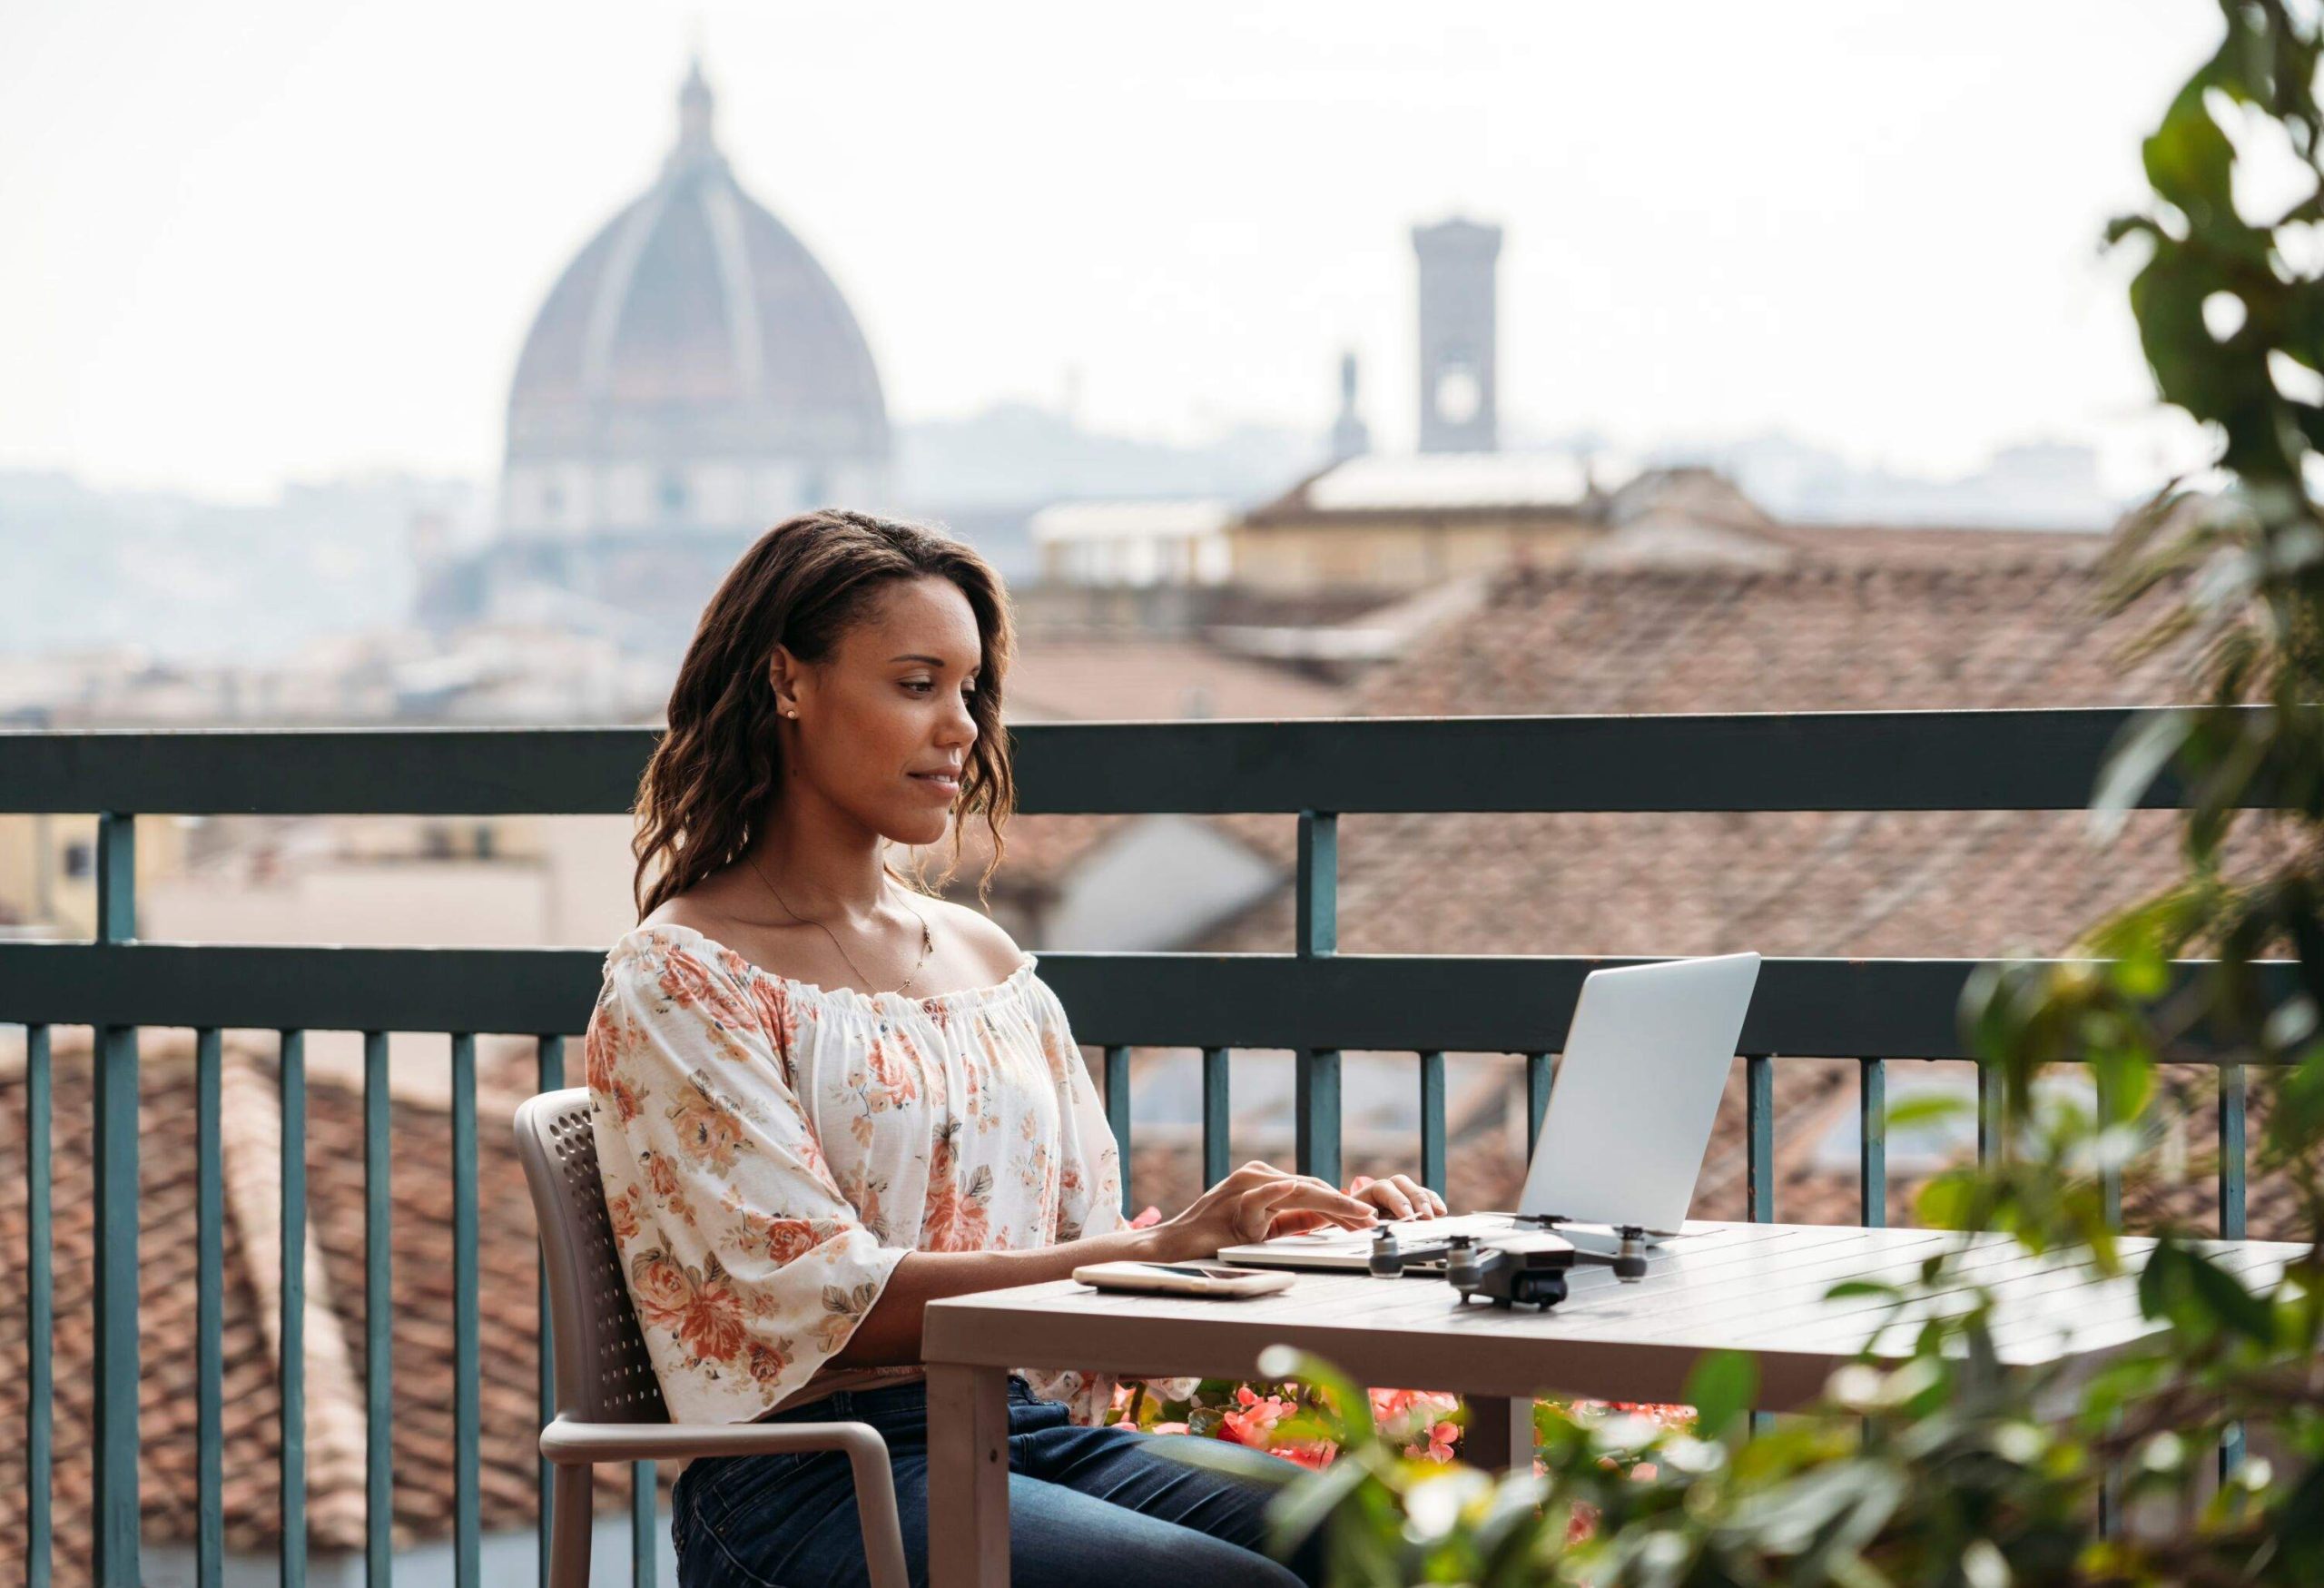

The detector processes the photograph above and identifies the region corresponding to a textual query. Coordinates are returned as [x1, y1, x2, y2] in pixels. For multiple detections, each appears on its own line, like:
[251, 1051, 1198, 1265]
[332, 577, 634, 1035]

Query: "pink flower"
[1589, 1399, 1697, 1431]
[1128, 1204, 1164, 1229]
[1220, 1386, 1296, 1449]
[1372, 1387, 1424, 1420]
[1147, 1421, 1191, 1436]
[1420, 1420, 1461, 1464]
[1382, 1388, 1458, 1418]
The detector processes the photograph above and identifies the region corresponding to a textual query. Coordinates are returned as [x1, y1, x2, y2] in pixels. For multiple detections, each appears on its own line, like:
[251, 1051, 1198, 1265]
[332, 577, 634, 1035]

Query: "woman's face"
[776, 574, 982, 846]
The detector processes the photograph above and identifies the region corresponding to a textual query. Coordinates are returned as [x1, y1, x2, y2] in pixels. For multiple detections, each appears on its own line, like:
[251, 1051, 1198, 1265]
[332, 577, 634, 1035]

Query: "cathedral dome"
[503, 61, 888, 523]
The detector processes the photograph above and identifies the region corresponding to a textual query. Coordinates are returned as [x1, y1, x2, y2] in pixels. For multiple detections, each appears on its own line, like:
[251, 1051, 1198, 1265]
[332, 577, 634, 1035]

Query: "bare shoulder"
[639, 892, 732, 942]
[917, 893, 1030, 983]
[637, 872, 759, 955]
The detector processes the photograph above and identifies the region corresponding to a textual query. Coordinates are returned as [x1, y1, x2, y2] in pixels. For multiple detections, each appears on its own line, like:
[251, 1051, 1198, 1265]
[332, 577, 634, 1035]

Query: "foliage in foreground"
[1248, 4, 2324, 1582]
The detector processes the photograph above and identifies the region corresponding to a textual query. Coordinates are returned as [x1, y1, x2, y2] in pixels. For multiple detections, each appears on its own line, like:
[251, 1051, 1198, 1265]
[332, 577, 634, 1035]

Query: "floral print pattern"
[586, 922, 1122, 1424]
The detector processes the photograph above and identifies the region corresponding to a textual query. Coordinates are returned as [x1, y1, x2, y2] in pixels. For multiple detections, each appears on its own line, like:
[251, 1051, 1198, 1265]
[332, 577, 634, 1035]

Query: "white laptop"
[1218, 952, 1761, 1271]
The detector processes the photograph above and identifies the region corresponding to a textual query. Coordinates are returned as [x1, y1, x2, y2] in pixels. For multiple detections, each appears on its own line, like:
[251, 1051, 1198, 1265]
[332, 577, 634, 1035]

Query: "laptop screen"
[1514, 953, 1760, 1232]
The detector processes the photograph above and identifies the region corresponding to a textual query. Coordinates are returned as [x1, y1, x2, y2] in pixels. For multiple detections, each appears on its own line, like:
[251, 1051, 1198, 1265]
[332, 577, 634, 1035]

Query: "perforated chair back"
[516, 1088, 670, 1426]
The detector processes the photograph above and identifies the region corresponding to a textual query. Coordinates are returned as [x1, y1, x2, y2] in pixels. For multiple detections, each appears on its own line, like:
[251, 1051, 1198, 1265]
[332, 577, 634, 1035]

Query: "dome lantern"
[669, 55, 720, 173]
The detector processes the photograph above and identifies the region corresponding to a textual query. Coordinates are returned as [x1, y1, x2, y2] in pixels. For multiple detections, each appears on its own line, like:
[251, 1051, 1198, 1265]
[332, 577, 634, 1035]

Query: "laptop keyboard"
[1267, 1213, 1512, 1255]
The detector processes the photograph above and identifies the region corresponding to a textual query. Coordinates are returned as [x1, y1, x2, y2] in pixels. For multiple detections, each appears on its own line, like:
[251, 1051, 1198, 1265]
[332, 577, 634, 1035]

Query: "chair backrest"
[515, 1087, 671, 1425]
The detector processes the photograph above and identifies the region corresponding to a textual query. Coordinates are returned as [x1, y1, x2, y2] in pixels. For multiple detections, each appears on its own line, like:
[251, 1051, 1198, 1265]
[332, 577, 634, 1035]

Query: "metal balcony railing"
[0, 708, 2267, 1586]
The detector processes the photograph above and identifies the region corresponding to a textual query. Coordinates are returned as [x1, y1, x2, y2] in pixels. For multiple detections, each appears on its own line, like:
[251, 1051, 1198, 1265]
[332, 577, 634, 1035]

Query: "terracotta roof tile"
[0, 1031, 656, 1581]
[1003, 636, 1353, 725]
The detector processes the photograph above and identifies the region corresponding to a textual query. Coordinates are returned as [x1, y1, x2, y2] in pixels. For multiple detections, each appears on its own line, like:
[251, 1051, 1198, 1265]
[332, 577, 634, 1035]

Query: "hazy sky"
[2, 1, 2220, 501]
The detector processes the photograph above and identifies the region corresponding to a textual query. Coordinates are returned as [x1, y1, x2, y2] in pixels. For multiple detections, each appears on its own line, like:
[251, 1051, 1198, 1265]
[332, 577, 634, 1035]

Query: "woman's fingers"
[1188, 1163, 1446, 1250]
[1341, 1172, 1443, 1221]
[1384, 1174, 1443, 1218]
[1236, 1179, 1376, 1243]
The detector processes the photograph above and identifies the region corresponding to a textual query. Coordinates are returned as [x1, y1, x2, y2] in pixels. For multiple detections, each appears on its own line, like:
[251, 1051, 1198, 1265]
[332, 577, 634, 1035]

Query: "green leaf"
[2136, 1239, 2178, 1321]
[1264, 1453, 1371, 1560]
[1915, 1170, 1979, 1230]
[2181, 1247, 2276, 1342]
[1883, 1093, 1973, 1131]
[1683, 1349, 1758, 1441]
[2092, 708, 2193, 836]
[1256, 1346, 1373, 1441]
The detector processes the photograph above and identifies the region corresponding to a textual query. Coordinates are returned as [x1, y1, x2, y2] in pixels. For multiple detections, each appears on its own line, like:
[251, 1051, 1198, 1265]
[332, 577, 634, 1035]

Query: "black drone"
[1366, 1216, 1653, 1311]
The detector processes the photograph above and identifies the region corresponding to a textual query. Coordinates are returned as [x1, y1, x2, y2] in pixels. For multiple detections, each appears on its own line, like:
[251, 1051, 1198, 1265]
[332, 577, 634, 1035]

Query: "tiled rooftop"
[1136, 533, 2260, 1234]
[0, 1030, 650, 1581]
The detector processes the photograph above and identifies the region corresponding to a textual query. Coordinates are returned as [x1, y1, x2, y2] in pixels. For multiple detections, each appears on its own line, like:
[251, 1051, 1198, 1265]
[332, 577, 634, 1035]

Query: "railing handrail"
[0, 942, 2286, 1062]
[0, 705, 2252, 815]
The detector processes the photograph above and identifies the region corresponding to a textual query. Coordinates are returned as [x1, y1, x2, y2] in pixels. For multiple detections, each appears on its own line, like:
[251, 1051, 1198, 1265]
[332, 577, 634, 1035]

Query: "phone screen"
[1147, 1263, 1256, 1280]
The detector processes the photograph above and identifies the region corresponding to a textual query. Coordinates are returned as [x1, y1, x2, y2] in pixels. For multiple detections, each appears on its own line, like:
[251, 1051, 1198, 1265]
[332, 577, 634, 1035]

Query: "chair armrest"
[540, 1415, 889, 1466]
[541, 1415, 910, 1588]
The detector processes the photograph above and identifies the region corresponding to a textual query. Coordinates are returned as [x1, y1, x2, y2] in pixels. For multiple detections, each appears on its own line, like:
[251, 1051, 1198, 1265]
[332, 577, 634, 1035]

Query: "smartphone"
[1071, 1260, 1297, 1298]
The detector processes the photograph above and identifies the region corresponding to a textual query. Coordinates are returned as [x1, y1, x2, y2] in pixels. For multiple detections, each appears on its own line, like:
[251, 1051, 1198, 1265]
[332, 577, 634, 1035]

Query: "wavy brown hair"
[631, 508, 1016, 920]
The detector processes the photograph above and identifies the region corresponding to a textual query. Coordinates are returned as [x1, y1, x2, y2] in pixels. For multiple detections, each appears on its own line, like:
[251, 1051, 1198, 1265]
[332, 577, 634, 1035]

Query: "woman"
[586, 508, 1444, 1588]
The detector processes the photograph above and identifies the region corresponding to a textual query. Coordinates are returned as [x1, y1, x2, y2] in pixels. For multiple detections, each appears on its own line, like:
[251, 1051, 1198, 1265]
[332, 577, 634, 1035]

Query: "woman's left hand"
[1269, 1172, 1445, 1234]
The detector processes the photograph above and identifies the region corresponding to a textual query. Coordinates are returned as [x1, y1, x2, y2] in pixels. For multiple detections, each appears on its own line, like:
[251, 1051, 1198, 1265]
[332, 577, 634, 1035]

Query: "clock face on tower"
[1433, 367, 1483, 428]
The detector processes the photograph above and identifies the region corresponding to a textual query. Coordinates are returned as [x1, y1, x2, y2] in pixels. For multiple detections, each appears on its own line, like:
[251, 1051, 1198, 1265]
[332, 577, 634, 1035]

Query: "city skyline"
[4, 1, 2217, 503]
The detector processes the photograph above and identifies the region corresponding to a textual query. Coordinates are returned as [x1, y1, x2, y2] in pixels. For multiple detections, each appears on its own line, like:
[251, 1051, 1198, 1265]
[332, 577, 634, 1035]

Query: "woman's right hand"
[1140, 1160, 1378, 1262]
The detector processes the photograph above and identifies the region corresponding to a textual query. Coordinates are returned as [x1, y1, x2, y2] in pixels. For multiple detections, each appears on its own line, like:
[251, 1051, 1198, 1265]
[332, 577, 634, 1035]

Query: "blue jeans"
[671, 1376, 1324, 1588]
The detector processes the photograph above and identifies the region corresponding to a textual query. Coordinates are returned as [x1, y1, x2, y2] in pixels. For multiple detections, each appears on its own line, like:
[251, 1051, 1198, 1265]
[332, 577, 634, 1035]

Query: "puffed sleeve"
[1019, 974, 1201, 1417]
[586, 934, 907, 1423]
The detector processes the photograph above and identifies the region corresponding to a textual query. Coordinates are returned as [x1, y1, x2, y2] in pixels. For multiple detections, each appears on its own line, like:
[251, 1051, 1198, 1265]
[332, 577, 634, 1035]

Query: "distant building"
[1412, 218, 1502, 454]
[437, 59, 890, 639]
[1228, 452, 1771, 597]
[1029, 499, 1236, 588]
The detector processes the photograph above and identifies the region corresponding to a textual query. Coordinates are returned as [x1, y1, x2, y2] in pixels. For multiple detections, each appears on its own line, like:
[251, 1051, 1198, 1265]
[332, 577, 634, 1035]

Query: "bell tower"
[1412, 218, 1502, 453]
[1328, 350, 1371, 463]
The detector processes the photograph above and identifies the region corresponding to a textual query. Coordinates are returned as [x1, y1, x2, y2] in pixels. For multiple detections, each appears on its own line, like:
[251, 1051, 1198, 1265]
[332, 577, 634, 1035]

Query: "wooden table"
[923, 1221, 2298, 1588]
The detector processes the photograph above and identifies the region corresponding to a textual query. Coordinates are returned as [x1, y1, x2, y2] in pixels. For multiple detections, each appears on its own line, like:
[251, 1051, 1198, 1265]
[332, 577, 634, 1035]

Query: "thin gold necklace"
[746, 849, 935, 999]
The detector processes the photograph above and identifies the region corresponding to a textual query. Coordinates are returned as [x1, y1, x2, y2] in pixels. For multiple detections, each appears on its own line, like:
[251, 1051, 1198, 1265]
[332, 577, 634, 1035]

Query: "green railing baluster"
[633, 1461, 658, 1586]
[1859, 1058, 1886, 1228]
[2097, 1067, 2122, 1232]
[1746, 1053, 1777, 1442]
[94, 811, 139, 1588]
[453, 1031, 480, 1588]
[1296, 1051, 1341, 1186]
[537, 1033, 565, 1588]
[197, 1027, 223, 1588]
[1202, 1046, 1230, 1188]
[26, 1022, 51, 1588]
[1419, 1050, 1446, 1198]
[281, 1029, 307, 1588]
[1524, 1052, 1552, 1159]
[1977, 1062, 2003, 1165]
[2220, 1064, 2248, 1240]
[364, 1031, 391, 1588]
[1105, 1044, 1132, 1214]
[2221, 1063, 2248, 1481]
[1746, 1054, 1774, 1223]
[1295, 812, 1341, 1184]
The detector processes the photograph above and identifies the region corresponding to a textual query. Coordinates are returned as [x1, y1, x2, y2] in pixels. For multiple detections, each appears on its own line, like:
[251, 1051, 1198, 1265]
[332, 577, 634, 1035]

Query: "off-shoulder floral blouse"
[586, 922, 1125, 1425]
